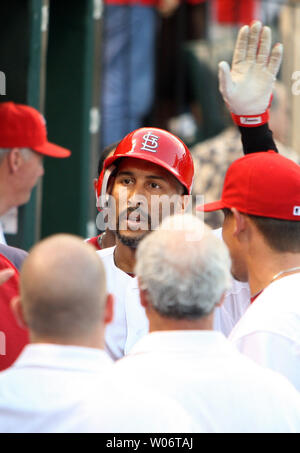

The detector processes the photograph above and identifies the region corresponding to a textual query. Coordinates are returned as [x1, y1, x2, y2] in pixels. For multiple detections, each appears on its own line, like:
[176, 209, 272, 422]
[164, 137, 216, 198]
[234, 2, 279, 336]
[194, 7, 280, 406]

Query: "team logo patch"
[293, 206, 300, 216]
[141, 132, 159, 153]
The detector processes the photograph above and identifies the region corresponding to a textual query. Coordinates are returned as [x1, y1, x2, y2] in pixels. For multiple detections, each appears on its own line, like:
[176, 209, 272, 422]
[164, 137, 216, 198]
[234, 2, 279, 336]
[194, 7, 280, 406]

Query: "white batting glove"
[218, 21, 283, 126]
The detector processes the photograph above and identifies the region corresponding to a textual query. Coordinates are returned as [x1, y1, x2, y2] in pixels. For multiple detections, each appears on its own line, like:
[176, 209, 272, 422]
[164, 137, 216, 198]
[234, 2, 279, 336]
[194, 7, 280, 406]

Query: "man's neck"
[148, 310, 214, 332]
[100, 229, 116, 249]
[114, 238, 136, 274]
[0, 167, 14, 216]
[0, 203, 8, 218]
[247, 249, 300, 297]
[0, 187, 12, 217]
[30, 333, 105, 350]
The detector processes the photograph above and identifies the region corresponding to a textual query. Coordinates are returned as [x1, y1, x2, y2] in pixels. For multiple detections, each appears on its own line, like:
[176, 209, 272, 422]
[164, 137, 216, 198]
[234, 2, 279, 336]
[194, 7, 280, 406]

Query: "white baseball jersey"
[229, 273, 300, 392]
[97, 246, 250, 360]
[114, 330, 300, 432]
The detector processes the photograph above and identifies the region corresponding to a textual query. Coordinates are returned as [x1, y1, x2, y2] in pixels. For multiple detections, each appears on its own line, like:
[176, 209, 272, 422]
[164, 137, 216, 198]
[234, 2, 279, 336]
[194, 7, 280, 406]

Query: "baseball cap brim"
[196, 200, 226, 212]
[33, 141, 71, 158]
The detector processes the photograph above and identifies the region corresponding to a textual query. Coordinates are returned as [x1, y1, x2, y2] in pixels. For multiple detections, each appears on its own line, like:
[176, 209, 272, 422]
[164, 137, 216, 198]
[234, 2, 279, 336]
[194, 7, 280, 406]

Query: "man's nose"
[127, 189, 148, 210]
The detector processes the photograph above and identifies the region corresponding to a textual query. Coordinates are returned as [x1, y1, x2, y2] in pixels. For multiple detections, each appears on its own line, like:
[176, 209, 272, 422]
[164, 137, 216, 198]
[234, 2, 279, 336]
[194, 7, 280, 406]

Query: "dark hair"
[97, 140, 121, 177]
[222, 208, 232, 218]
[248, 215, 300, 253]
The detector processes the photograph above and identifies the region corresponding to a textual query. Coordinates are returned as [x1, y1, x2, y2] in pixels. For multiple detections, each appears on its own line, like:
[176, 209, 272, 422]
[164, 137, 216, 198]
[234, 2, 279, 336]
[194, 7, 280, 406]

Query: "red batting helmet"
[97, 128, 194, 207]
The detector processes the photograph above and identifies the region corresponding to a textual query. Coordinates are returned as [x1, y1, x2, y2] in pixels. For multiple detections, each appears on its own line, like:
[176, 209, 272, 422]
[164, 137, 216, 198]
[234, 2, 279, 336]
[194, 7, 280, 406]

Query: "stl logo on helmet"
[141, 132, 159, 153]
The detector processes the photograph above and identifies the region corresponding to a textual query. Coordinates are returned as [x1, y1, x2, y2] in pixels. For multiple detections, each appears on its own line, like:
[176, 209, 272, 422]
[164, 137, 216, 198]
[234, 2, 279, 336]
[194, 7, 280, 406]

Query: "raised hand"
[218, 21, 283, 117]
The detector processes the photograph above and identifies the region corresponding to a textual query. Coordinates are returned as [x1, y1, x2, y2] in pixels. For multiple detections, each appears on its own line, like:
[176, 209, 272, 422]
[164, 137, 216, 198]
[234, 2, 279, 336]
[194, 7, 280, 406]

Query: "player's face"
[111, 158, 184, 247]
[222, 211, 249, 282]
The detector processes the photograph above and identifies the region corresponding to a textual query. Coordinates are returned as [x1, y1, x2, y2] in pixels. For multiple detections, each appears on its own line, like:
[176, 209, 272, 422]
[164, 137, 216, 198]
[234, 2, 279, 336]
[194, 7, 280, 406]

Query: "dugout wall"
[0, 0, 102, 250]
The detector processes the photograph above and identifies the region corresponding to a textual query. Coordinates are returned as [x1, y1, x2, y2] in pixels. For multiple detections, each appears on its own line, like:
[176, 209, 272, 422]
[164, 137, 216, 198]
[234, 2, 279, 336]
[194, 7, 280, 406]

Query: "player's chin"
[116, 230, 150, 249]
[118, 220, 151, 234]
[18, 190, 32, 206]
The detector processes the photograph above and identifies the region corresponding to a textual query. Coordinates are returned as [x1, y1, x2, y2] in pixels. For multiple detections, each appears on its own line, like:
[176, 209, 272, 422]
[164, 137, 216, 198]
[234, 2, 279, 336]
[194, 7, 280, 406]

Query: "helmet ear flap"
[97, 164, 117, 210]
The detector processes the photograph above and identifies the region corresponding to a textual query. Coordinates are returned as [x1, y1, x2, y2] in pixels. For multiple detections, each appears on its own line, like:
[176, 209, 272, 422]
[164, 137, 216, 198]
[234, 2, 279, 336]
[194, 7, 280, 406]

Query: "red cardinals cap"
[0, 102, 71, 158]
[197, 151, 300, 221]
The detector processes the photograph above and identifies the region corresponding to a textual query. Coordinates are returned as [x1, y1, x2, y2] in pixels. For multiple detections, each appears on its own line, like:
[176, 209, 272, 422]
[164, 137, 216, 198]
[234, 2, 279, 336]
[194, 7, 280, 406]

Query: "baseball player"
[199, 152, 300, 391]
[197, 24, 300, 391]
[96, 127, 196, 359]
[96, 21, 283, 360]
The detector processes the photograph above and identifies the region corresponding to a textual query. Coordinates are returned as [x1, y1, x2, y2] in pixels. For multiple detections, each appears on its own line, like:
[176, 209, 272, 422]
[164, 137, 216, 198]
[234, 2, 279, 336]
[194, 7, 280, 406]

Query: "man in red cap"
[0, 101, 71, 371]
[197, 22, 300, 391]
[199, 151, 300, 392]
[0, 102, 70, 216]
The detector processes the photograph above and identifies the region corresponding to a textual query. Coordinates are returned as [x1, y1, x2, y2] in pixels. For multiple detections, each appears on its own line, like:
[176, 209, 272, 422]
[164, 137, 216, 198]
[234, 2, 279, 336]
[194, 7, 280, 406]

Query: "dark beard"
[116, 230, 148, 249]
[116, 206, 151, 249]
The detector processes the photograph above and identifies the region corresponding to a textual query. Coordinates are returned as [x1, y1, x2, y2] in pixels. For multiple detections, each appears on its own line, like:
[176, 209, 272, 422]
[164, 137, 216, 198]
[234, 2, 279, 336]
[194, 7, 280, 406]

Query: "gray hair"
[136, 214, 232, 320]
[0, 147, 33, 164]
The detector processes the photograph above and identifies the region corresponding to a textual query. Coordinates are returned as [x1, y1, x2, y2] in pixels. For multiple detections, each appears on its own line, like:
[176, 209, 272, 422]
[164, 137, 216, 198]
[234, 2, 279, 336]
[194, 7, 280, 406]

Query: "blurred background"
[0, 0, 299, 249]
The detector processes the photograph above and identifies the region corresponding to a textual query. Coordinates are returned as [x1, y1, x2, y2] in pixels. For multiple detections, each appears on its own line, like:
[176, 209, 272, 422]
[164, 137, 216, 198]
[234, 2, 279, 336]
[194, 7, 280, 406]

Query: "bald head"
[20, 234, 108, 342]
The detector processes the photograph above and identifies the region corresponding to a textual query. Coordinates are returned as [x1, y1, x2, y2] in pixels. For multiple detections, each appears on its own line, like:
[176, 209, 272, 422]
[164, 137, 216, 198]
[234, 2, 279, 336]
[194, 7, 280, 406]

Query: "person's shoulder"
[85, 235, 101, 250]
[257, 274, 300, 314]
[229, 275, 300, 342]
[0, 244, 27, 271]
[97, 246, 115, 259]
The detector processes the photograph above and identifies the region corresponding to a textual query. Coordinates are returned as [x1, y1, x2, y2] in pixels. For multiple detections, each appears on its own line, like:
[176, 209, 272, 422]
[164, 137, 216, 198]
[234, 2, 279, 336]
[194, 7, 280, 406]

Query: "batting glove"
[218, 21, 283, 127]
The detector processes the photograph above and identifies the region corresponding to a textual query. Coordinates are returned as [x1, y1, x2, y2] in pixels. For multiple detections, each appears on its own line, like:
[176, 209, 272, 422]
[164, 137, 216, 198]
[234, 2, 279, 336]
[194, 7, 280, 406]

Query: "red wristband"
[231, 109, 269, 127]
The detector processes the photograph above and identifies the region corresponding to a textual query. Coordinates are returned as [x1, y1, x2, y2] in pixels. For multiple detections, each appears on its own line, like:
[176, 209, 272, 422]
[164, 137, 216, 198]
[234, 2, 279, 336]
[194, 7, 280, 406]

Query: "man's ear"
[7, 148, 24, 173]
[10, 296, 28, 329]
[215, 292, 226, 308]
[103, 293, 114, 325]
[231, 208, 247, 237]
